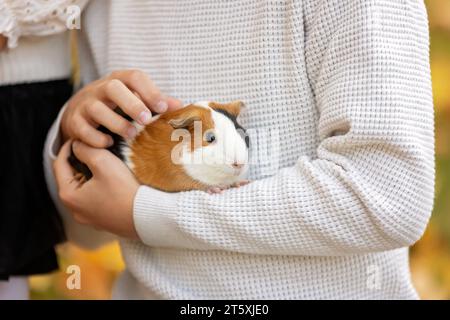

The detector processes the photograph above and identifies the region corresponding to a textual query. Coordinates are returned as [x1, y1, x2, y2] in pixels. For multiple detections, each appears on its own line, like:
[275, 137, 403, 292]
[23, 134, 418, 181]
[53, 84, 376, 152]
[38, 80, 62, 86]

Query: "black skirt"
[0, 79, 72, 280]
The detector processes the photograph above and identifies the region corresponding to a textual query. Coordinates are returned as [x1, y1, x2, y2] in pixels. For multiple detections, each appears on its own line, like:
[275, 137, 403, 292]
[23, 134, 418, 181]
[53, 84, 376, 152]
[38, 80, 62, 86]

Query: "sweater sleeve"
[133, 0, 435, 256]
[0, 0, 87, 48]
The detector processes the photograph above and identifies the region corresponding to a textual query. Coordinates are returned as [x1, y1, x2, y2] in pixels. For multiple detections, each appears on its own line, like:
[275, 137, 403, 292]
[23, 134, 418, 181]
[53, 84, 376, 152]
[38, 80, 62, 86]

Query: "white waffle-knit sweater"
[44, 0, 435, 299]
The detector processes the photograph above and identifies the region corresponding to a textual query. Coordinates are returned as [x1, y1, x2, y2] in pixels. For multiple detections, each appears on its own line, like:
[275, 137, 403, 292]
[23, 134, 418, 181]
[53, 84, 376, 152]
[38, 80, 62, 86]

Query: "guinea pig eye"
[205, 131, 216, 143]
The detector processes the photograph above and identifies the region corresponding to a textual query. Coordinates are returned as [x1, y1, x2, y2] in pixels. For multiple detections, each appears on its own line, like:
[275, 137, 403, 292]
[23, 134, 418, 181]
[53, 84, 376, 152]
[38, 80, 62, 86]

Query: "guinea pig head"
[168, 101, 249, 188]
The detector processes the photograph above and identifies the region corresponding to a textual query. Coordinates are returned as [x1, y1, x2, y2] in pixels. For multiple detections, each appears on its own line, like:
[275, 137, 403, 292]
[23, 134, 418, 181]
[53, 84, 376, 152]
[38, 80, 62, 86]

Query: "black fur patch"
[214, 108, 250, 148]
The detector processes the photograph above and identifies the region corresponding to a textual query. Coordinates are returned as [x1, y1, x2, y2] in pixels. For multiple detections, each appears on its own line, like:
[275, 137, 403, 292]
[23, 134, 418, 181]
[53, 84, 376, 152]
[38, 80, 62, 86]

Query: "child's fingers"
[101, 78, 153, 125]
[87, 101, 136, 140]
[73, 116, 113, 148]
[54, 140, 77, 188]
[71, 140, 117, 177]
[114, 70, 167, 113]
[166, 97, 184, 111]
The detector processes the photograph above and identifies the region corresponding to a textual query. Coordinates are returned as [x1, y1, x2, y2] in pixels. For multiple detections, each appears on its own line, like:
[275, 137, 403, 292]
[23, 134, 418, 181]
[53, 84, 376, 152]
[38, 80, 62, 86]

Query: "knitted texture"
[44, 0, 434, 299]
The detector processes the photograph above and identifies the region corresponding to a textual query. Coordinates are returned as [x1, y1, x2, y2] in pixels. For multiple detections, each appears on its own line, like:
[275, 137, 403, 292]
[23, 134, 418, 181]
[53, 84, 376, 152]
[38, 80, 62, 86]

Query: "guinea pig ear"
[168, 115, 201, 129]
[210, 100, 245, 117]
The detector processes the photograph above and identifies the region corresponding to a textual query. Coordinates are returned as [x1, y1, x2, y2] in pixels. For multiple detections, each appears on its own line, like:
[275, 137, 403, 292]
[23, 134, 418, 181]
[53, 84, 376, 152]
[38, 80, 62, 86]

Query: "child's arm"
[44, 104, 117, 250]
[0, 0, 88, 48]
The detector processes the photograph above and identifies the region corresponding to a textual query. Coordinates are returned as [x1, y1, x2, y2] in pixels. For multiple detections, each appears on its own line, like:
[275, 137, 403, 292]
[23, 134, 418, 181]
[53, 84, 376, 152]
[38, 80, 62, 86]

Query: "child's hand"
[54, 140, 140, 239]
[0, 35, 7, 51]
[61, 69, 183, 148]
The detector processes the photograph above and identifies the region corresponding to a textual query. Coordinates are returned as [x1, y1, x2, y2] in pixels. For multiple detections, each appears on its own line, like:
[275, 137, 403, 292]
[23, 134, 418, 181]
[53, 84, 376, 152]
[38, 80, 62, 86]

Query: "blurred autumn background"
[29, 0, 450, 299]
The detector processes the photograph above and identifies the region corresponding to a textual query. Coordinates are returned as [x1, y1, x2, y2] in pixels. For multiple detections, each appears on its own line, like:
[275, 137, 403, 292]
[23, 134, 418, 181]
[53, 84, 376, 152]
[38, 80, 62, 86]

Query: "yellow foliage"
[30, 242, 124, 299]
[431, 56, 450, 112]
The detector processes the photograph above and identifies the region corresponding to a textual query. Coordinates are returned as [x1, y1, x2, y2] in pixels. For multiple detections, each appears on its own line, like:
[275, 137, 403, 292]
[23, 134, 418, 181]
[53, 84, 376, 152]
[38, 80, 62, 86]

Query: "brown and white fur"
[69, 101, 249, 193]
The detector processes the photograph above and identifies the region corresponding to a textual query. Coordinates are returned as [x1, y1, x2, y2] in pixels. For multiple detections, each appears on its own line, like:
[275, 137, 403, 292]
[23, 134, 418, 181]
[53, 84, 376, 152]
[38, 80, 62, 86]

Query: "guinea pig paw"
[231, 180, 250, 188]
[206, 187, 225, 194]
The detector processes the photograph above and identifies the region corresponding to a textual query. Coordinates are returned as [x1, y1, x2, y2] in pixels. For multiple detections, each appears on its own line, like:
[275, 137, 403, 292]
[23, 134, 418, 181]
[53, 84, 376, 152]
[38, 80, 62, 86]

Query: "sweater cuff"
[133, 186, 183, 247]
[45, 103, 68, 161]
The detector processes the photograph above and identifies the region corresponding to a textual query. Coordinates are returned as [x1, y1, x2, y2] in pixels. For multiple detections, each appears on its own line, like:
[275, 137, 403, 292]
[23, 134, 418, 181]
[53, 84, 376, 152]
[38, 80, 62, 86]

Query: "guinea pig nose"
[231, 162, 244, 170]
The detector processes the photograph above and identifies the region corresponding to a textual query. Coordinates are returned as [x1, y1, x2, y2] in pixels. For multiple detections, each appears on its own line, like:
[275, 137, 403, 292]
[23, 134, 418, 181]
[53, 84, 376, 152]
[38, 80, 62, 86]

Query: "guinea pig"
[68, 101, 250, 193]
